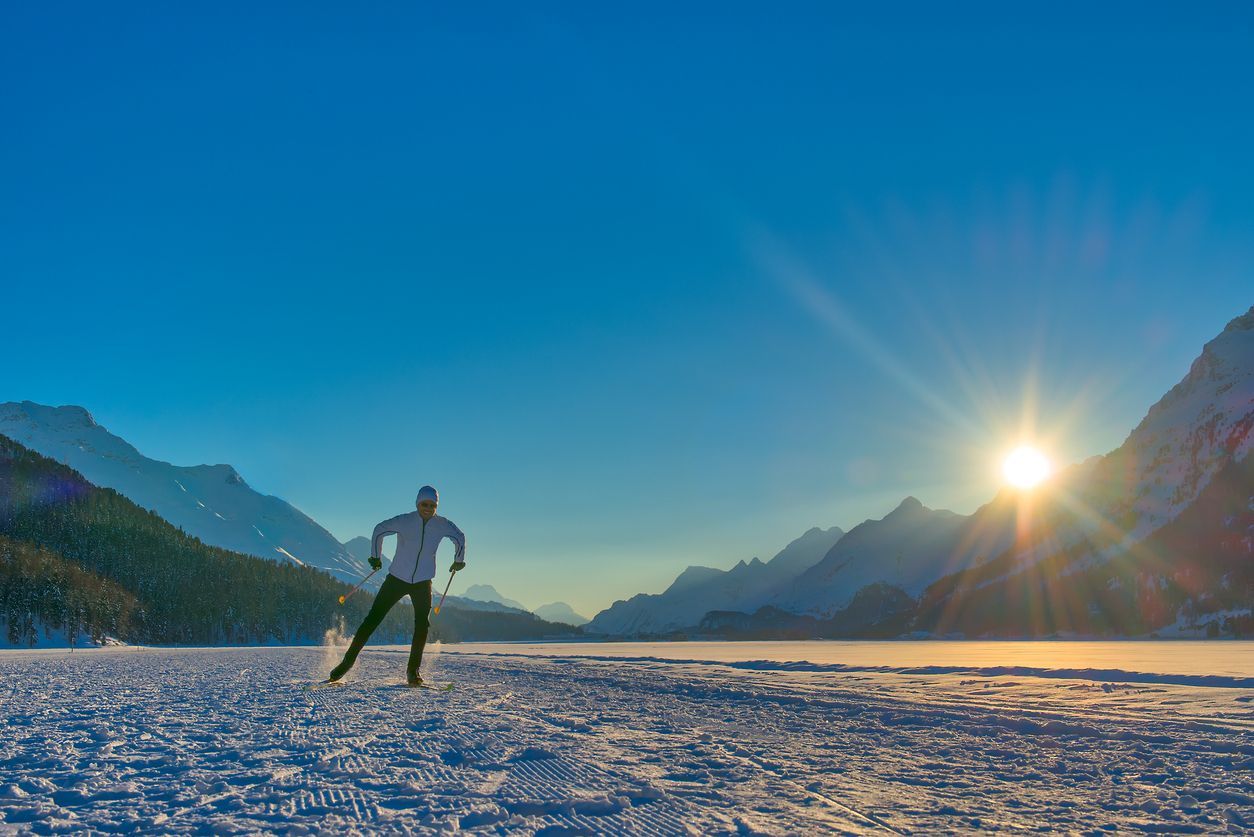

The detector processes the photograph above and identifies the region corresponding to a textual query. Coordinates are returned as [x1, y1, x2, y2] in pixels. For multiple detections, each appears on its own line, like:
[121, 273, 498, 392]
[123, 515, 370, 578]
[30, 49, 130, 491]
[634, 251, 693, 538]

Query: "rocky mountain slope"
[0, 402, 367, 584]
[591, 306, 1254, 638]
[915, 306, 1254, 637]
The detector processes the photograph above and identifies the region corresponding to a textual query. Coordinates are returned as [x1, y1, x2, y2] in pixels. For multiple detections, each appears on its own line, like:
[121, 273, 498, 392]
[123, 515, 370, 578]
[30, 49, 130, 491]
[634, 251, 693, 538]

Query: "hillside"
[0, 534, 139, 647]
[0, 434, 581, 646]
[0, 402, 367, 583]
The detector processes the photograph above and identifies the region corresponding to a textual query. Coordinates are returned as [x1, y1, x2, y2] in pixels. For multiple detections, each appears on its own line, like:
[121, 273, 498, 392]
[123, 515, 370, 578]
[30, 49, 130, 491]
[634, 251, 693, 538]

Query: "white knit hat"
[415, 485, 439, 507]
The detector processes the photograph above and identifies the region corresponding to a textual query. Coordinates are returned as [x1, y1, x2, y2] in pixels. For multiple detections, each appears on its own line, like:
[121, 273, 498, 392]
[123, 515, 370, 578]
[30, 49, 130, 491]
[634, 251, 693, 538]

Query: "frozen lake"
[445, 639, 1254, 679]
[1, 642, 1250, 833]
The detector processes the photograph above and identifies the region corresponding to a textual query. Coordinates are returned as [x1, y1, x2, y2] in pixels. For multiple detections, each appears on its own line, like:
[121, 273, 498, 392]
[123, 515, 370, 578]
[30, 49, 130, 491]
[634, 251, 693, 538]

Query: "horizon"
[5, 4, 1252, 617]
[2, 303, 1244, 618]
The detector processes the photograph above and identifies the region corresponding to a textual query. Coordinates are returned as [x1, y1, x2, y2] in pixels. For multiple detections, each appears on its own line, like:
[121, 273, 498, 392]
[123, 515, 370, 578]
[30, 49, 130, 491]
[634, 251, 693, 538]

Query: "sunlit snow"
[274, 546, 304, 567]
[0, 642, 1249, 833]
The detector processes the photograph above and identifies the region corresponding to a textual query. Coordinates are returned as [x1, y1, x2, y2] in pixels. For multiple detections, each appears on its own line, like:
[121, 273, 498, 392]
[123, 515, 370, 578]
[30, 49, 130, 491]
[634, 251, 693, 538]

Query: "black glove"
[369, 556, 383, 571]
[451, 561, 465, 573]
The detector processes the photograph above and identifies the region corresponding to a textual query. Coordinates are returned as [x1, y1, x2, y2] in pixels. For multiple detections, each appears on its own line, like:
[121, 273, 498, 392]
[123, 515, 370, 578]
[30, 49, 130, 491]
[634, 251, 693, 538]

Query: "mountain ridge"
[590, 305, 1254, 638]
[0, 401, 367, 584]
[587, 525, 845, 635]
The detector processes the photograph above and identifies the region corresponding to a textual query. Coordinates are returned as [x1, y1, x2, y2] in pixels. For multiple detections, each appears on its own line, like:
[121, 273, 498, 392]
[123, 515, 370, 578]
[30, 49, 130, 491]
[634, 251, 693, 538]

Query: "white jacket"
[372, 512, 466, 584]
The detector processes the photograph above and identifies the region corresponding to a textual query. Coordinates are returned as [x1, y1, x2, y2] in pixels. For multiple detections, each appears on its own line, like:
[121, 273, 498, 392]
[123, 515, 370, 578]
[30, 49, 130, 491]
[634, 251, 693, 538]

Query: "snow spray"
[424, 639, 443, 682]
[321, 615, 349, 676]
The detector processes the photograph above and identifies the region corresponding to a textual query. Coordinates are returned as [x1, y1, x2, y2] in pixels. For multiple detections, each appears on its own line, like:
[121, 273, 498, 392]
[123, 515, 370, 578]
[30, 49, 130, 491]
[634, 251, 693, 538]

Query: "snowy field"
[1, 643, 1251, 834]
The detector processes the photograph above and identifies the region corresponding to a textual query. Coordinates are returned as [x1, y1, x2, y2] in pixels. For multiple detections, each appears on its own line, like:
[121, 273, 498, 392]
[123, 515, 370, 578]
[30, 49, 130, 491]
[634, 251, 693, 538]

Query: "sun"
[1002, 445, 1052, 489]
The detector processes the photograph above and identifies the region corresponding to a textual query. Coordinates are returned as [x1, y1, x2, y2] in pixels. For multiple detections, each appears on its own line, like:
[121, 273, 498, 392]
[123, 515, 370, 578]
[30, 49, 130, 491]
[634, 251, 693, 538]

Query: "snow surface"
[1, 643, 1251, 833]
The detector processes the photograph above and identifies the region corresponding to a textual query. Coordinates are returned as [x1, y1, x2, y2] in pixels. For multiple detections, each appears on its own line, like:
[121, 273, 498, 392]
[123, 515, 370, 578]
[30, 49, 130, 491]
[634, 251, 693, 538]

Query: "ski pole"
[432, 567, 459, 615]
[338, 568, 379, 605]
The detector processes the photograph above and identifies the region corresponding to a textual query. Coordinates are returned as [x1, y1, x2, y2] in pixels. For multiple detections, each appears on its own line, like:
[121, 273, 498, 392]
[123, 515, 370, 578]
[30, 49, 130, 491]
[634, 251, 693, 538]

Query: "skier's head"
[416, 485, 439, 519]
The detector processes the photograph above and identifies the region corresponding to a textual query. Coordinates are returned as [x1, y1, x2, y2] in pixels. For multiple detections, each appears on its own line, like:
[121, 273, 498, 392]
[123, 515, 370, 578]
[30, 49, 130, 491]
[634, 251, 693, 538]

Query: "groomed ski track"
[0, 645, 1250, 833]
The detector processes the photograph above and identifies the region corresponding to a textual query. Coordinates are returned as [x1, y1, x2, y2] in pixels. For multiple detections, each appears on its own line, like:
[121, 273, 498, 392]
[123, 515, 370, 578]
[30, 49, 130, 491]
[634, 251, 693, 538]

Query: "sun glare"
[1002, 445, 1051, 489]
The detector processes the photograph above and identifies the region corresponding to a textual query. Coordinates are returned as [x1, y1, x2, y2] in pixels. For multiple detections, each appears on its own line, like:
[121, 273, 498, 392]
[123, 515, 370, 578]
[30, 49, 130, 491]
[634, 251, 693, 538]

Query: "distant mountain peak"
[219, 465, 248, 486]
[192, 463, 249, 487]
[1223, 305, 1254, 333]
[890, 496, 925, 515]
[342, 536, 372, 561]
[587, 525, 846, 636]
[672, 562, 722, 589]
[463, 584, 528, 612]
[56, 404, 98, 427]
[533, 601, 590, 627]
[3, 401, 98, 428]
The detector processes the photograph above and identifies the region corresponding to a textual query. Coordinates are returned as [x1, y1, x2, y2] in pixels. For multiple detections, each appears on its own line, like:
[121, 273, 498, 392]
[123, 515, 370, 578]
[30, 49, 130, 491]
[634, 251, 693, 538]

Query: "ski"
[302, 679, 452, 691]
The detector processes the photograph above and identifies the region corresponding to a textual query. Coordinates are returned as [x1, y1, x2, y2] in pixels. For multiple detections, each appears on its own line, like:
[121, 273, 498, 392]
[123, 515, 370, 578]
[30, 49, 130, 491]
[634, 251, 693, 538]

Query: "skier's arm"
[445, 520, 467, 571]
[370, 515, 405, 569]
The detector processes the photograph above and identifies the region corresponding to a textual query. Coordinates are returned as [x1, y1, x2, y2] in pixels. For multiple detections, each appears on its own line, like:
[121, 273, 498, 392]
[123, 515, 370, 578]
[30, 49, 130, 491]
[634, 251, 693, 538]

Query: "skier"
[329, 485, 466, 686]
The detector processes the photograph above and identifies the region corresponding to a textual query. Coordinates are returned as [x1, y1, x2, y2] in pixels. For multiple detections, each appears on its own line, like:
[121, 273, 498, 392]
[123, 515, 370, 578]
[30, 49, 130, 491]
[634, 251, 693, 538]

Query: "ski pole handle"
[338, 568, 379, 605]
[432, 566, 458, 615]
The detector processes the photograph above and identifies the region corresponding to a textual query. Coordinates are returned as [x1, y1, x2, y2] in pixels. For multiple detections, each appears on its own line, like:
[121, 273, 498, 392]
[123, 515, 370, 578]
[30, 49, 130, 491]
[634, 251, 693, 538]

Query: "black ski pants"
[342, 574, 432, 674]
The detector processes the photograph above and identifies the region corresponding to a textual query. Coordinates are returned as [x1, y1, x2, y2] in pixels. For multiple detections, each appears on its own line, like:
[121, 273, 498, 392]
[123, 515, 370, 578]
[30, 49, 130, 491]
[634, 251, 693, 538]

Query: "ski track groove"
[0, 646, 1250, 834]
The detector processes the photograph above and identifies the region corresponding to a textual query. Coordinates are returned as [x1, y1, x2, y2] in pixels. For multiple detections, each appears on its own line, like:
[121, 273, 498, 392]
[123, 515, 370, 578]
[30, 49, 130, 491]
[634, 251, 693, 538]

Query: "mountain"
[342, 536, 372, 562]
[699, 583, 916, 640]
[441, 595, 531, 615]
[463, 584, 528, 612]
[772, 497, 968, 617]
[0, 402, 367, 584]
[590, 306, 1254, 639]
[587, 526, 844, 635]
[0, 433, 414, 645]
[914, 306, 1254, 637]
[533, 602, 589, 627]
[0, 433, 585, 646]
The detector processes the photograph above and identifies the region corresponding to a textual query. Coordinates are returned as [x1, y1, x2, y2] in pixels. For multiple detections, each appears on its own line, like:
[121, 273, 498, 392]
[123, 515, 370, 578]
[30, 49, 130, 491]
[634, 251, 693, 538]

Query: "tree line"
[0, 434, 579, 646]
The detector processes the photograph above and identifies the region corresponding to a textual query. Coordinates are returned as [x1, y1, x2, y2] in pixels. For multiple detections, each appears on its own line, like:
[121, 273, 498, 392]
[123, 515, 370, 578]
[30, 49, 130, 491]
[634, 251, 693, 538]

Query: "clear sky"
[3, 3, 1251, 617]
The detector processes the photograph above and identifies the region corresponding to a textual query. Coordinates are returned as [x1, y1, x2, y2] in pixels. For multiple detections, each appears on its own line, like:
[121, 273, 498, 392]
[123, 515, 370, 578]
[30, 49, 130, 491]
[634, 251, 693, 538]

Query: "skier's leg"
[406, 580, 433, 680]
[330, 575, 406, 680]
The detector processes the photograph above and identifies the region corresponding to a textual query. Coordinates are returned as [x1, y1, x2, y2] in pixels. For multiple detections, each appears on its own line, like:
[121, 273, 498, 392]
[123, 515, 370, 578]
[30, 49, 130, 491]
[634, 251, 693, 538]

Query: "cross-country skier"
[329, 485, 466, 686]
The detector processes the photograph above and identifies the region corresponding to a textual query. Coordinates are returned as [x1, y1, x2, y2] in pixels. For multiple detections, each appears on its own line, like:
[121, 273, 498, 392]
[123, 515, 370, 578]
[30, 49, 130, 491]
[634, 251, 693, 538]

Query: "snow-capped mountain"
[1075, 306, 1254, 543]
[771, 498, 968, 617]
[916, 306, 1254, 636]
[533, 602, 589, 627]
[342, 536, 372, 562]
[587, 526, 844, 635]
[590, 306, 1254, 638]
[462, 584, 528, 612]
[0, 402, 368, 584]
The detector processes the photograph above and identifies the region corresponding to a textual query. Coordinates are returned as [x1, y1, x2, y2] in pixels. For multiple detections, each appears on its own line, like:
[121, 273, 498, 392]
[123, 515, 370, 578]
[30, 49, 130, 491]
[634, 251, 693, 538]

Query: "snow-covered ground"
[1, 643, 1251, 834]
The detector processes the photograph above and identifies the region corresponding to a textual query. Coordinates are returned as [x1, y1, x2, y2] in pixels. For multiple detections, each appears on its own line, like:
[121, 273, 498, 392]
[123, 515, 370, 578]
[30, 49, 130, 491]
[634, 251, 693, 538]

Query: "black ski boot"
[329, 659, 352, 683]
[406, 670, 423, 688]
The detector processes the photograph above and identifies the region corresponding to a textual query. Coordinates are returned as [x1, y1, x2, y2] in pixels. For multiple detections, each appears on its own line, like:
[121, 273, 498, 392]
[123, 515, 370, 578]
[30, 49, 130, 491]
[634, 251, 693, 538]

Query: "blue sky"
[3, 3, 1251, 616]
